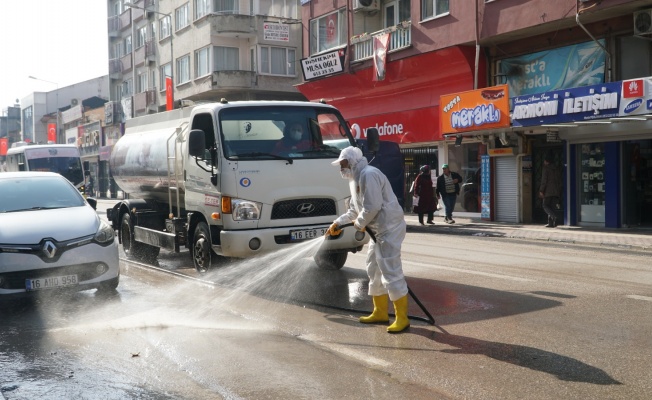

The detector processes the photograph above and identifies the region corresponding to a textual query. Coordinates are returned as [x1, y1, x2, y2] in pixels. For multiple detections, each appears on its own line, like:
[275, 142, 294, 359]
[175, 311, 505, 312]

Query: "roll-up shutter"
[495, 157, 519, 222]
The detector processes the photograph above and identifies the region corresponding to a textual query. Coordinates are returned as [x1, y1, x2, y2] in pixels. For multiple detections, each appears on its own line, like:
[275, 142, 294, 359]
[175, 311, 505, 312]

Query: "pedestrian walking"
[411, 165, 437, 225]
[436, 164, 462, 224]
[539, 154, 562, 227]
[325, 146, 410, 333]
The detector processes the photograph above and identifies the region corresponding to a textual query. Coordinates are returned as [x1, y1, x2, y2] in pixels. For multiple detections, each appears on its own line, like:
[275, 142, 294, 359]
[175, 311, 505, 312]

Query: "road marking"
[626, 295, 652, 302]
[300, 334, 391, 367]
[405, 261, 535, 282]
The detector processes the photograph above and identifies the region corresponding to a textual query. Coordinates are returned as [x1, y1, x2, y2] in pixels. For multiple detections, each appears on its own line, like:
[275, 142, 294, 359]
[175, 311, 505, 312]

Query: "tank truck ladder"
[166, 121, 189, 218]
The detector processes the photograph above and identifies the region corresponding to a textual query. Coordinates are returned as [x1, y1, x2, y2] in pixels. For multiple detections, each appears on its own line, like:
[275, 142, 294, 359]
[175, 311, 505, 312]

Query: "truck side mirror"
[366, 128, 380, 153]
[83, 160, 90, 175]
[188, 129, 206, 158]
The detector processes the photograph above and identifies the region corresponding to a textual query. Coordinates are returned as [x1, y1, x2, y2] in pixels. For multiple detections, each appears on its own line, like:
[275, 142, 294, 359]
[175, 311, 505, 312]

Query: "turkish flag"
[47, 123, 57, 143]
[0, 137, 8, 156]
[373, 33, 390, 81]
[166, 76, 174, 111]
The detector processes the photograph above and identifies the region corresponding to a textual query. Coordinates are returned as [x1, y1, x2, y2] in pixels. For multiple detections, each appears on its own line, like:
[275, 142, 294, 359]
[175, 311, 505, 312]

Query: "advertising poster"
[481, 155, 491, 220]
[300, 49, 345, 80]
[440, 85, 510, 134]
[263, 22, 289, 42]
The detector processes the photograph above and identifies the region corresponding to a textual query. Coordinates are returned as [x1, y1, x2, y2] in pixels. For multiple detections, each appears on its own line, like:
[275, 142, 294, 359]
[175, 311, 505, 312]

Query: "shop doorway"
[622, 140, 652, 228]
[532, 145, 564, 224]
[401, 146, 438, 212]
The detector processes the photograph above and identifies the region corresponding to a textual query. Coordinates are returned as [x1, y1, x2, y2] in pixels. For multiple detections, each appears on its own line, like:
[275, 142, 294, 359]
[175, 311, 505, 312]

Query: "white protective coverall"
[333, 147, 408, 301]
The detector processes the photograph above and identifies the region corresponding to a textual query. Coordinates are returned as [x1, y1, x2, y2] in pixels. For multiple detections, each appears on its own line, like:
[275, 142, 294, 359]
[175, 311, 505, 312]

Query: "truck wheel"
[314, 251, 347, 270]
[120, 213, 160, 262]
[193, 222, 215, 273]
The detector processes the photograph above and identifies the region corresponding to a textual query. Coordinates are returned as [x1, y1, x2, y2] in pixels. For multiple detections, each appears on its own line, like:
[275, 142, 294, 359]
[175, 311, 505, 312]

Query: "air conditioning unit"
[354, 0, 380, 12]
[634, 9, 652, 36]
[71, 98, 79, 106]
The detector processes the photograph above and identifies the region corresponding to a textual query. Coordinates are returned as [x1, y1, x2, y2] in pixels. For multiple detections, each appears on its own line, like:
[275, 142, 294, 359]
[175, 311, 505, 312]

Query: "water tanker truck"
[106, 100, 378, 272]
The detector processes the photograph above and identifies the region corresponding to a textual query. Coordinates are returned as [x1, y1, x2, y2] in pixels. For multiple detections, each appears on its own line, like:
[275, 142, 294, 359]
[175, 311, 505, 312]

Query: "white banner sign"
[263, 23, 289, 42]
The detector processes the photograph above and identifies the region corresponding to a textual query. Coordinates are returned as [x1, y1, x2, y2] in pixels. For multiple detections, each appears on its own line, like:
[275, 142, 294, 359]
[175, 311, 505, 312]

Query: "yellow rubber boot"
[359, 295, 389, 324]
[387, 295, 410, 333]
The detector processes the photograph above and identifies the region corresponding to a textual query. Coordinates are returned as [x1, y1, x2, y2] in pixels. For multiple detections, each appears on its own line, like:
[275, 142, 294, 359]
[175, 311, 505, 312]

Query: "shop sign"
[498, 40, 606, 99]
[348, 107, 438, 144]
[512, 81, 621, 127]
[300, 49, 345, 80]
[99, 146, 112, 161]
[62, 105, 83, 124]
[480, 155, 491, 220]
[619, 77, 652, 116]
[440, 85, 510, 134]
[263, 23, 289, 42]
[488, 148, 515, 156]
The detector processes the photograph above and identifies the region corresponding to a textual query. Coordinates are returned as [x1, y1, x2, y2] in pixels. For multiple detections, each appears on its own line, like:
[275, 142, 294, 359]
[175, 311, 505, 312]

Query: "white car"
[0, 172, 119, 298]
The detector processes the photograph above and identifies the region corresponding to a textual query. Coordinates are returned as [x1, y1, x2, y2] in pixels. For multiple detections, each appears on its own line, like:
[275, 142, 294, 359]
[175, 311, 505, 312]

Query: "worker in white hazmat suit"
[325, 146, 410, 333]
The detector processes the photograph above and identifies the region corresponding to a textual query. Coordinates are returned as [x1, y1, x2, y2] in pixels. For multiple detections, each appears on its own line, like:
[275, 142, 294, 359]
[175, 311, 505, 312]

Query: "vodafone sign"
[348, 107, 440, 144]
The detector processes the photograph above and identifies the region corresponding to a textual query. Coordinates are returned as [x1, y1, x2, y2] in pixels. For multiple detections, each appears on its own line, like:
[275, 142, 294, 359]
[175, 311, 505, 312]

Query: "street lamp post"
[124, 2, 174, 108]
[28, 75, 59, 144]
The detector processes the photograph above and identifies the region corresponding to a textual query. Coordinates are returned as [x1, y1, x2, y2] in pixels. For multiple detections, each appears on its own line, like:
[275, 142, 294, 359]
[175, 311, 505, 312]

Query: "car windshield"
[27, 156, 84, 187]
[0, 176, 86, 213]
[219, 106, 353, 160]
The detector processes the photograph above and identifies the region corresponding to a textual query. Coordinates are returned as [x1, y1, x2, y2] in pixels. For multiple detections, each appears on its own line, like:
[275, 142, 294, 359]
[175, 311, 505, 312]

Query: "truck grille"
[271, 198, 336, 220]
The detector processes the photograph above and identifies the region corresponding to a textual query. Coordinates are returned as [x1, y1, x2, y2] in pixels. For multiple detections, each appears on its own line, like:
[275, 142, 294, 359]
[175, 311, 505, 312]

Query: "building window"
[160, 63, 172, 90]
[150, 21, 156, 40]
[112, 42, 123, 59]
[176, 3, 190, 31]
[125, 35, 132, 54]
[259, 46, 295, 76]
[123, 79, 133, 96]
[115, 84, 123, 100]
[195, 47, 210, 77]
[195, 0, 209, 19]
[258, 0, 297, 19]
[309, 9, 346, 55]
[22, 106, 34, 141]
[213, 46, 239, 70]
[136, 26, 147, 48]
[137, 71, 149, 93]
[160, 15, 172, 39]
[151, 70, 156, 90]
[422, 0, 449, 20]
[213, 0, 238, 14]
[177, 55, 190, 84]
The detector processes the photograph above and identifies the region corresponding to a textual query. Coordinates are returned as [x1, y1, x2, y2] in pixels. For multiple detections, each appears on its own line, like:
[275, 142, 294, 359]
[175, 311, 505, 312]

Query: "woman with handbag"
[412, 165, 437, 225]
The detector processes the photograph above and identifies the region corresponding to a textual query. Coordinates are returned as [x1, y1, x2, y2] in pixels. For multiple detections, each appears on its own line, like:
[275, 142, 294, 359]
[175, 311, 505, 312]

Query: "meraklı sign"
[300, 49, 345, 80]
[512, 81, 621, 127]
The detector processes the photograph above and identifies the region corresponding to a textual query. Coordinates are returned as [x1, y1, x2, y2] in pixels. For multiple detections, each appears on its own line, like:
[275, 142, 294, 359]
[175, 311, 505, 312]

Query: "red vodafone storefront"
[296, 46, 485, 145]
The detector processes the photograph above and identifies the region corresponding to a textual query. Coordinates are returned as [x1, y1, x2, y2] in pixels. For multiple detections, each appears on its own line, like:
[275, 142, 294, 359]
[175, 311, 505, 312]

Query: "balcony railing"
[107, 16, 121, 36]
[109, 59, 123, 75]
[134, 45, 146, 67]
[119, 8, 132, 31]
[134, 89, 157, 112]
[120, 53, 133, 72]
[351, 21, 412, 62]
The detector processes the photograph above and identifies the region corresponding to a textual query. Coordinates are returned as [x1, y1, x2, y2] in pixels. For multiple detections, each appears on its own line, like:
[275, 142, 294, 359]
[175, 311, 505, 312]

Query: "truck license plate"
[26, 275, 78, 291]
[290, 227, 328, 241]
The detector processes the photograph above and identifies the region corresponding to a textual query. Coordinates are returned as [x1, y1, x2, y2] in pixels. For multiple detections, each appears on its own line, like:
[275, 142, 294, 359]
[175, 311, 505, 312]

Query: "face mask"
[290, 129, 302, 141]
[340, 167, 353, 180]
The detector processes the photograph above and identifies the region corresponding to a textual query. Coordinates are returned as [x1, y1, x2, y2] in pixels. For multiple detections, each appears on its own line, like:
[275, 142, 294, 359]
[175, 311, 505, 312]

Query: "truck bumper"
[215, 225, 369, 258]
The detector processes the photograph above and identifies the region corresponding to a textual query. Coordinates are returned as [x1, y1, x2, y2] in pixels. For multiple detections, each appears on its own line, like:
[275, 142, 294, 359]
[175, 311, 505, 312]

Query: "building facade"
[297, 0, 652, 229]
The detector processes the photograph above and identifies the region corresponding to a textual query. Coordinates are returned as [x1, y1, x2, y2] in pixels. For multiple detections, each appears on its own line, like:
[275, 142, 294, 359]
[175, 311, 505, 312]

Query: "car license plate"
[26, 275, 78, 291]
[290, 227, 328, 241]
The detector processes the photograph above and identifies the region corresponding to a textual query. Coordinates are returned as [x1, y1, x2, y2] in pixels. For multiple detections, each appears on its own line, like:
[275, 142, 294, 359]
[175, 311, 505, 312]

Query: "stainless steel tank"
[109, 108, 192, 206]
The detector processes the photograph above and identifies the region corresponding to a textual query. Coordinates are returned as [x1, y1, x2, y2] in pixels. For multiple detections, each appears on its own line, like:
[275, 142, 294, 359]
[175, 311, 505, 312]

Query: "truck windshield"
[219, 106, 353, 160]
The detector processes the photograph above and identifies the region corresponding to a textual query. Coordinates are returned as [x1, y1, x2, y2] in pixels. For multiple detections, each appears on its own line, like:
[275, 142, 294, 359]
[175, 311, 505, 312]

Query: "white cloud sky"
[0, 0, 108, 110]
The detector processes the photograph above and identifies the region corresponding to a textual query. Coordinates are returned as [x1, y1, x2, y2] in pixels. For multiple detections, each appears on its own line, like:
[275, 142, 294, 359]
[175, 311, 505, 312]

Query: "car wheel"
[120, 213, 160, 262]
[193, 222, 216, 273]
[314, 251, 347, 270]
[97, 275, 120, 293]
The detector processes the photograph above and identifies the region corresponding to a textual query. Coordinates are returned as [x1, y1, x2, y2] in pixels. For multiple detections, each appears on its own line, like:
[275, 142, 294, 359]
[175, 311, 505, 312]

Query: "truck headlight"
[94, 220, 116, 245]
[232, 199, 262, 221]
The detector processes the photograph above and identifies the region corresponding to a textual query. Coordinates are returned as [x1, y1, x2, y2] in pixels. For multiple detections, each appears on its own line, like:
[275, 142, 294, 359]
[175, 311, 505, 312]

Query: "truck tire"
[193, 222, 216, 273]
[120, 213, 160, 262]
[314, 251, 347, 270]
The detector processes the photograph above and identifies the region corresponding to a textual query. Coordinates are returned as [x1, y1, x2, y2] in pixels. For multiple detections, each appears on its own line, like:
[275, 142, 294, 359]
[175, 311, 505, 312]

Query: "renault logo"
[296, 203, 315, 214]
[42, 240, 58, 259]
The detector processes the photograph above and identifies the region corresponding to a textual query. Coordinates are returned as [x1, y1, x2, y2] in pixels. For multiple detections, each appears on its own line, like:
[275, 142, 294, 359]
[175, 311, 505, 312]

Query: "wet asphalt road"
[1, 200, 651, 399]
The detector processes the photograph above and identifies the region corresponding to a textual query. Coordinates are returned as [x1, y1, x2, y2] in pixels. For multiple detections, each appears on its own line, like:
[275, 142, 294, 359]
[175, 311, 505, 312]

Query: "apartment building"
[297, 0, 652, 229]
[106, 0, 306, 120]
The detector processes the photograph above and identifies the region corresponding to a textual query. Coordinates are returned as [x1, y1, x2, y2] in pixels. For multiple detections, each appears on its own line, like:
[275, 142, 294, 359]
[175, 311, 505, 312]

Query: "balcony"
[107, 16, 121, 37]
[134, 89, 157, 112]
[133, 45, 146, 67]
[208, 13, 259, 37]
[109, 59, 123, 78]
[119, 8, 132, 31]
[131, 2, 145, 22]
[212, 70, 256, 88]
[120, 53, 133, 73]
[145, 39, 157, 63]
[351, 21, 412, 62]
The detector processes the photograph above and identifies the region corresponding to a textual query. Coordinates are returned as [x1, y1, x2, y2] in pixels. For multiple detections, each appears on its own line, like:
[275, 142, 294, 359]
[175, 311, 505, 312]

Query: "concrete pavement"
[405, 211, 652, 250]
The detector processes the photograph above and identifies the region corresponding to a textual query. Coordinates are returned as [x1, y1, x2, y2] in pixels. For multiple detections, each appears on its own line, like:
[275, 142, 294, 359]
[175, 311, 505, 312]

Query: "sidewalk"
[404, 212, 652, 251]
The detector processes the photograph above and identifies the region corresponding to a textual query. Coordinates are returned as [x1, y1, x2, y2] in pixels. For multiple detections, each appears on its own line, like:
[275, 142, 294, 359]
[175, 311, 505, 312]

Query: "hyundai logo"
[296, 203, 316, 214]
[42, 240, 58, 259]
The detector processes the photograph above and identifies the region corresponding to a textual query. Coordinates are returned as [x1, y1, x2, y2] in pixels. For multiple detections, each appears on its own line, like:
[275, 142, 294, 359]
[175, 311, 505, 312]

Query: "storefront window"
[447, 142, 485, 212]
[622, 140, 652, 227]
[578, 143, 605, 223]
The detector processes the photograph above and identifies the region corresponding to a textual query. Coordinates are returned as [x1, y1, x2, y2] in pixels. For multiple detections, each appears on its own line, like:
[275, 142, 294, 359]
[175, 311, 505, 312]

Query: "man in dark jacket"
[436, 164, 463, 224]
[539, 155, 562, 227]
